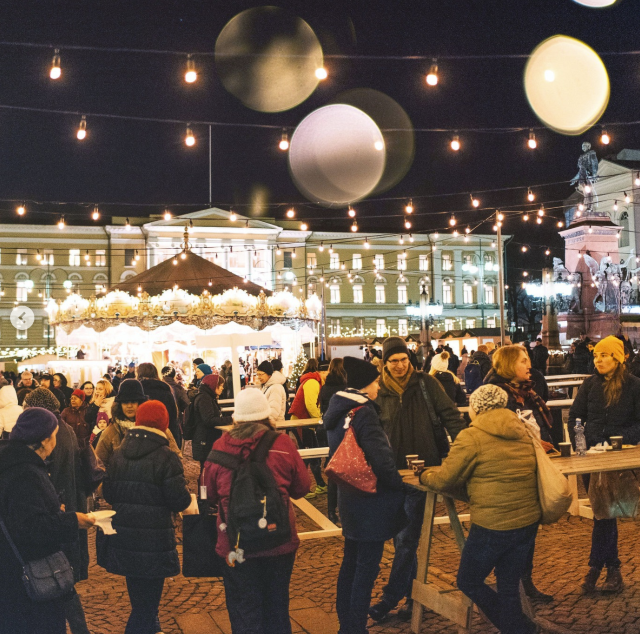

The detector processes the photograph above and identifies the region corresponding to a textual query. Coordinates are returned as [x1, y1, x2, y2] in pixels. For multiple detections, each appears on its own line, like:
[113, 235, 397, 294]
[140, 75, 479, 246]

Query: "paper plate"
[90, 510, 115, 520]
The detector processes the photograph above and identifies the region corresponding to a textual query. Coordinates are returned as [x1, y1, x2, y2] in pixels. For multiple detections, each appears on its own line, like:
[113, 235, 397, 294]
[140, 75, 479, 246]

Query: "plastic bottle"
[574, 418, 587, 456]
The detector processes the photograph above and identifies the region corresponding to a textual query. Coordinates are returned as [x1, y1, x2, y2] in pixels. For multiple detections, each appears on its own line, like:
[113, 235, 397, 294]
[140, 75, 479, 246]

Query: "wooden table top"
[218, 418, 321, 432]
[551, 446, 640, 475]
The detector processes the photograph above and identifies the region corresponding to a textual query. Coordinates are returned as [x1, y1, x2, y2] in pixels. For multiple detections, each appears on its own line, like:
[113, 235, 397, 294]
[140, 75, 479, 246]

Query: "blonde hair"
[492, 345, 527, 381]
[603, 361, 627, 407]
[93, 378, 113, 400]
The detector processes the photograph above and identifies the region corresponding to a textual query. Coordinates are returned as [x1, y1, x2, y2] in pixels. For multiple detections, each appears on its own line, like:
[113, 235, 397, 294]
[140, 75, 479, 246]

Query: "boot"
[522, 576, 554, 603]
[397, 599, 413, 622]
[601, 566, 624, 593]
[581, 566, 602, 593]
[368, 598, 395, 622]
[327, 510, 340, 526]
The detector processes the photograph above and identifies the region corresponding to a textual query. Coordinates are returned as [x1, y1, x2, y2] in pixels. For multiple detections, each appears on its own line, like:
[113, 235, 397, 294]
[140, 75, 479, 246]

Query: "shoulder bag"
[418, 375, 451, 459]
[0, 514, 75, 602]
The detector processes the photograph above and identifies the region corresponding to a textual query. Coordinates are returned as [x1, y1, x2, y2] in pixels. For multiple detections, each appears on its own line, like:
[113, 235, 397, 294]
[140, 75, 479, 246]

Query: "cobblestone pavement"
[75, 450, 640, 634]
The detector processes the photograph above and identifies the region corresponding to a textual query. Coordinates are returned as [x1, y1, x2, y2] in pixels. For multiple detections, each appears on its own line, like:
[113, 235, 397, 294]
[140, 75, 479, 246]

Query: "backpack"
[182, 401, 197, 441]
[208, 430, 291, 559]
[464, 360, 483, 394]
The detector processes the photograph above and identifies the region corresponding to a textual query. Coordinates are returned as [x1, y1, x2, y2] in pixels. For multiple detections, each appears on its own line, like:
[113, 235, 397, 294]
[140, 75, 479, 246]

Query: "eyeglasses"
[387, 357, 409, 366]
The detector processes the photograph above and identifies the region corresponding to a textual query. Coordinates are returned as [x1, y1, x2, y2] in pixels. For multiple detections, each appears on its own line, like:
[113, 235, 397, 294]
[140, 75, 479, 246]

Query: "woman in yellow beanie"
[568, 335, 640, 594]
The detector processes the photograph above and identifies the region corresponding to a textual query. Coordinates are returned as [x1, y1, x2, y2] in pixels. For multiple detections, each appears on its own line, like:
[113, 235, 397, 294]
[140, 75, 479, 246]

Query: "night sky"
[1, 0, 640, 280]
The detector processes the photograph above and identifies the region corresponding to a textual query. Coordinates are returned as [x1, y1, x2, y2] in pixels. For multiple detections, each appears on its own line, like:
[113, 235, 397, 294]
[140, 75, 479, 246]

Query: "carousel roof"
[113, 249, 271, 298]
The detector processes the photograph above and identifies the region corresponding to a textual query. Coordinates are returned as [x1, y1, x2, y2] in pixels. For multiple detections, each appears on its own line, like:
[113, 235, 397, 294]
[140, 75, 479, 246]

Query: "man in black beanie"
[370, 336, 466, 622]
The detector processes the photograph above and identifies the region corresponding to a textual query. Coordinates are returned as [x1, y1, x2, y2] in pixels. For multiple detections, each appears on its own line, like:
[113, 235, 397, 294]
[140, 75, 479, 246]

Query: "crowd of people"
[0, 332, 637, 633]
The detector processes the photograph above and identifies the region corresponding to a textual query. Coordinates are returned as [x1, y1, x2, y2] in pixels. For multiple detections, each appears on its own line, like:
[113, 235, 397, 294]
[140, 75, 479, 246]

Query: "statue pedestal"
[541, 312, 561, 349]
[563, 311, 620, 341]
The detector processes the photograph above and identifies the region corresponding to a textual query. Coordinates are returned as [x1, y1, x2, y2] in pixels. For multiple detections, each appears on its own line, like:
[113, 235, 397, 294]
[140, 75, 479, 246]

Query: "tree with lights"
[288, 349, 308, 388]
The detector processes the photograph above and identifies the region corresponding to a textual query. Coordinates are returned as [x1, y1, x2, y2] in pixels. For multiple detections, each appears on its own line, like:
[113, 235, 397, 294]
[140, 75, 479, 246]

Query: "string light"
[523, 214, 529, 222]
[185, 125, 195, 147]
[275, 245, 282, 256]
[77, 115, 87, 140]
[557, 221, 564, 228]
[635, 173, 640, 187]
[229, 210, 237, 222]
[184, 55, 197, 83]
[452, 229, 459, 237]
[426, 59, 438, 86]
[613, 200, 618, 211]
[300, 221, 308, 231]
[545, 249, 551, 256]
[49, 49, 61, 79]
[180, 251, 187, 259]
[625, 192, 631, 203]
[449, 214, 457, 226]
[364, 238, 370, 249]
[164, 208, 171, 220]
[404, 217, 412, 229]
[600, 128, 610, 145]
[536, 216, 542, 224]
[434, 232, 439, 239]
[135, 250, 140, 261]
[523, 271, 529, 277]
[470, 194, 479, 208]
[17, 203, 25, 216]
[84, 250, 90, 262]
[450, 134, 461, 151]
[577, 203, 585, 211]
[329, 245, 334, 254]
[57, 215, 65, 230]
[521, 245, 528, 252]
[315, 67, 328, 80]
[351, 220, 358, 232]
[399, 235, 404, 244]
[208, 278, 213, 286]
[348, 207, 356, 218]
[497, 212, 504, 222]
[292, 248, 297, 258]
[584, 184, 591, 194]
[279, 130, 289, 151]
[172, 257, 178, 265]
[405, 200, 413, 214]
[409, 234, 414, 242]
[538, 206, 545, 216]
[125, 218, 131, 231]
[286, 208, 295, 219]
[465, 226, 471, 234]
[318, 242, 324, 252]
[527, 188, 535, 202]
[527, 129, 537, 149]
[92, 206, 100, 221]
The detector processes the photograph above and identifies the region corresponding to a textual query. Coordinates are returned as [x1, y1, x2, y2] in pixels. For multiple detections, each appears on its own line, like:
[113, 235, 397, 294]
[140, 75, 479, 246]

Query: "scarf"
[382, 363, 414, 397]
[503, 380, 553, 429]
[116, 418, 136, 430]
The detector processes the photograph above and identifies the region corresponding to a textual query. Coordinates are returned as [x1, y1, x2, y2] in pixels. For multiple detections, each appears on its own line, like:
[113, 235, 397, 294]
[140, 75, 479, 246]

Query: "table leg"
[443, 497, 466, 553]
[567, 474, 579, 516]
[411, 491, 437, 634]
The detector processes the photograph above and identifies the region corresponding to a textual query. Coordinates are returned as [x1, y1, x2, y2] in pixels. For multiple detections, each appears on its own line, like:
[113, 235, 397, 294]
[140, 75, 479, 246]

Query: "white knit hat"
[233, 387, 270, 422]
[430, 352, 450, 373]
[469, 384, 508, 414]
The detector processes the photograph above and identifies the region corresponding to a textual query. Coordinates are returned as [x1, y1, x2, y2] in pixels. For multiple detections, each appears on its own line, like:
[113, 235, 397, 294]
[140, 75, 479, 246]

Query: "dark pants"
[125, 577, 164, 634]
[337, 539, 386, 634]
[222, 552, 296, 634]
[300, 428, 326, 487]
[590, 518, 620, 569]
[328, 481, 338, 516]
[457, 522, 538, 634]
[65, 592, 90, 634]
[381, 487, 426, 606]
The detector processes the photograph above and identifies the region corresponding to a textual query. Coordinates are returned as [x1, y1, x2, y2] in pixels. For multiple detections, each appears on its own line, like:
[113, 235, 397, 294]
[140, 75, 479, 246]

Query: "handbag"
[0, 515, 74, 602]
[524, 427, 572, 524]
[325, 407, 377, 494]
[588, 470, 640, 520]
[181, 475, 225, 577]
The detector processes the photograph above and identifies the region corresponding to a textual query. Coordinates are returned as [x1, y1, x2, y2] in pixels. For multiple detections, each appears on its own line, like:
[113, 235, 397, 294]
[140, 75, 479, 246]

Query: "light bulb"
[536, 217, 542, 224]
[497, 212, 504, 221]
[185, 125, 195, 147]
[449, 214, 456, 227]
[426, 61, 438, 86]
[292, 248, 297, 258]
[276, 246, 282, 256]
[557, 221, 564, 228]
[135, 250, 140, 261]
[450, 135, 460, 151]
[229, 211, 237, 222]
[470, 194, 479, 208]
[409, 234, 414, 242]
[92, 206, 100, 221]
[434, 232, 439, 239]
[36, 249, 41, 261]
[85, 250, 90, 261]
[527, 188, 535, 202]
[625, 192, 631, 203]
[527, 130, 537, 149]
[522, 246, 528, 252]
[348, 207, 357, 218]
[180, 252, 187, 259]
[351, 221, 358, 232]
[538, 206, 545, 216]
[17, 204, 25, 216]
[584, 184, 591, 194]
[279, 132, 289, 151]
[50, 49, 61, 80]
[300, 222, 308, 231]
[173, 258, 178, 265]
[576, 210, 582, 217]
[404, 218, 412, 229]
[329, 245, 333, 254]
[523, 214, 529, 222]
[184, 55, 197, 83]
[453, 229, 459, 237]
[613, 201, 618, 211]
[399, 235, 404, 244]
[77, 115, 87, 140]
[125, 218, 131, 231]
[364, 239, 370, 249]
[465, 226, 471, 234]
[523, 271, 528, 277]
[545, 249, 551, 256]
[164, 209, 171, 221]
[405, 200, 413, 214]
[319, 242, 324, 252]
[578, 203, 585, 211]
[600, 128, 610, 145]
[636, 173, 640, 187]
[286, 208, 295, 219]
[58, 216, 65, 230]
[315, 67, 328, 80]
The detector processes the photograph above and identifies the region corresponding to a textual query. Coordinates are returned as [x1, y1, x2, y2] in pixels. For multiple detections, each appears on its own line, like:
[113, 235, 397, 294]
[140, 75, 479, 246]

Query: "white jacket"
[261, 371, 287, 423]
[0, 386, 24, 435]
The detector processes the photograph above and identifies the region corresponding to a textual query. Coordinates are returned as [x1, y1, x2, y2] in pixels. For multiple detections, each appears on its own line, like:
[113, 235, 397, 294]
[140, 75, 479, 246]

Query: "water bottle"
[574, 418, 587, 456]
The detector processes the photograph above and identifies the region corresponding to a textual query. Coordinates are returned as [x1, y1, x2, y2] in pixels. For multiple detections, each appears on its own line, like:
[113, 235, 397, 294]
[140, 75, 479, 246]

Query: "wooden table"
[218, 418, 321, 433]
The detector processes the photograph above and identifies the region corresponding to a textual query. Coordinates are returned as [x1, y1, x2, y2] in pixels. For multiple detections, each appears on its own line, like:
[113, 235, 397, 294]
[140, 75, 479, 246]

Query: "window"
[95, 250, 106, 266]
[43, 324, 55, 339]
[16, 282, 28, 302]
[397, 285, 408, 304]
[17, 249, 28, 265]
[445, 318, 455, 331]
[463, 283, 474, 304]
[397, 254, 407, 271]
[283, 251, 293, 268]
[398, 319, 408, 337]
[329, 318, 341, 336]
[376, 319, 387, 337]
[352, 253, 362, 270]
[354, 318, 364, 336]
[330, 253, 340, 270]
[124, 249, 136, 267]
[69, 249, 80, 267]
[375, 285, 386, 303]
[487, 317, 496, 328]
[419, 255, 429, 271]
[16, 329, 27, 340]
[466, 319, 476, 329]
[443, 283, 453, 304]
[43, 250, 54, 265]
[353, 284, 363, 304]
[442, 254, 452, 271]
[484, 285, 495, 304]
[330, 285, 341, 304]
[307, 253, 317, 269]
[374, 254, 385, 270]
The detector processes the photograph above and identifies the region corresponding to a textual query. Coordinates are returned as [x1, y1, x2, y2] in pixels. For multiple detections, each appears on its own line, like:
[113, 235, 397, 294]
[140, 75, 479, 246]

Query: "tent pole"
[230, 336, 242, 397]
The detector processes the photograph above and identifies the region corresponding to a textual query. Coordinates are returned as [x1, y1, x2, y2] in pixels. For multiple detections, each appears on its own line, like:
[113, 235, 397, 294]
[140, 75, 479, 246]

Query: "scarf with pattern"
[503, 380, 553, 429]
[382, 363, 415, 396]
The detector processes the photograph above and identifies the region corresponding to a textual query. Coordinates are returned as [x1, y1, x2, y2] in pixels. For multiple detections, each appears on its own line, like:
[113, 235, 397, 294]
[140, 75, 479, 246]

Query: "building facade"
[0, 208, 507, 349]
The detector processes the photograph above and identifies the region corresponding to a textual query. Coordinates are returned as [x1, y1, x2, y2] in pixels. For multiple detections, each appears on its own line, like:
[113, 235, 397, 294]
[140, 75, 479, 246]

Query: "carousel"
[46, 227, 320, 392]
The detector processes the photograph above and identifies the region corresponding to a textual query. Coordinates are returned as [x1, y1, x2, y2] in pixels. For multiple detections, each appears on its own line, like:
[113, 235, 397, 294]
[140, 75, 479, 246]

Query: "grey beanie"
[469, 384, 508, 414]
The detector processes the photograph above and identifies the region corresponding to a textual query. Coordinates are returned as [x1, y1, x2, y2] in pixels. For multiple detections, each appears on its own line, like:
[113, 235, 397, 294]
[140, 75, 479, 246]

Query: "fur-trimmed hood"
[322, 388, 377, 431]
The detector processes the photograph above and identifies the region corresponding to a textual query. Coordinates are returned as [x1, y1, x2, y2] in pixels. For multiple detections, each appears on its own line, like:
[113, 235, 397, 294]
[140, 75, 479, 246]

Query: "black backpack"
[208, 430, 291, 556]
[464, 360, 483, 394]
[182, 401, 197, 441]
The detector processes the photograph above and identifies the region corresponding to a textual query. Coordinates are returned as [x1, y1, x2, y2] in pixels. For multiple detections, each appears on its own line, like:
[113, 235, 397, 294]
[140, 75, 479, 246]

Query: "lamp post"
[407, 289, 443, 347]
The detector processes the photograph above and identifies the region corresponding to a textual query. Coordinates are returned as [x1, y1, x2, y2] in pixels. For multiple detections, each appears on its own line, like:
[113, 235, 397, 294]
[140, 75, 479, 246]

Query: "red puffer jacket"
[203, 424, 310, 559]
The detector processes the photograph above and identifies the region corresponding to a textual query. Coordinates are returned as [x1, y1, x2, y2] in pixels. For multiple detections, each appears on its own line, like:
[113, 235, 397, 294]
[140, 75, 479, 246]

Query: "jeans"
[337, 539, 386, 634]
[222, 552, 296, 634]
[457, 522, 538, 634]
[125, 577, 164, 634]
[381, 487, 426, 606]
[64, 592, 90, 634]
[589, 518, 620, 569]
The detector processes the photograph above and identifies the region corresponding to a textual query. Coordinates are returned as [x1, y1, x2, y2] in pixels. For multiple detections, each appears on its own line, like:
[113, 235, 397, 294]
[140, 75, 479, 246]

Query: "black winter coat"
[470, 351, 492, 380]
[324, 390, 407, 542]
[569, 373, 640, 447]
[164, 377, 190, 415]
[191, 385, 232, 462]
[432, 372, 467, 406]
[102, 428, 191, 578]
[140, 378, 180, 443]
[0, 441, 79, 628]
[318, 374, 347, 415]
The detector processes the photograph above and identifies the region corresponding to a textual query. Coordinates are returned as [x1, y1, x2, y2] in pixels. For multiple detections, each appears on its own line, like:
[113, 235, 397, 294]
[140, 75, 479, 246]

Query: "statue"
[553, 257, 571, 282]
[568, 272, 582, 313]
[570, 142, 599, 190]
[582, 253, 640, 314]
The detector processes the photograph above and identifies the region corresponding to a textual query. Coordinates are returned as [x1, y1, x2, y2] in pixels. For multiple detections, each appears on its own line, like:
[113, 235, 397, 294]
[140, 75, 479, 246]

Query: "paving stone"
[176, 613, 223, 634]
[290, 607, 339, 633]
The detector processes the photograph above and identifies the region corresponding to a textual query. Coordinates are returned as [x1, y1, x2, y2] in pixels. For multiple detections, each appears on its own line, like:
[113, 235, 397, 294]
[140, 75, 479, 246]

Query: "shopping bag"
[325, 408, 377, 494]
[588, 470, 640, 520]
[524, 427, 572, 524]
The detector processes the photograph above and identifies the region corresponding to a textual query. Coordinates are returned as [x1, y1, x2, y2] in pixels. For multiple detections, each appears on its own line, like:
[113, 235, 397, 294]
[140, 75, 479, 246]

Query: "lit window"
[16, 283, 28, 302]
[419, 255, 429, 271]
[43, 250, 54, 265]
[463, 283, 474, 304]
[16, 249, 27, 266]
[442, 254, 452, 271]
[95, 250, 106, 266]
[16, 328, 27, 340]
[443, 283, 453, 304]
[375, 285, 386, 303]
[485, 286, 495, 304]
[397, 254, 407, 271]
[307, 253, 317, 268]
[330, 285, 341, 304]
[330, 253, 340, 270]
[374, 254, 385, 270]
[124, 249, 136, 267]
[329, 318, 341, 336]
[445, 318, 455, 331]
[487, 317, 496, 328]
[69, 249, 80, 267]
[397, 285, 407, 304]
[398, 319, 408, 336]
[376, 318, 387, 337]
[466, 319, 476, 329]
[43, 324, 55, 338]
[354, 318, 364, 335]
[353, 284, 363, 304]
[352, 253, 362, 270]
